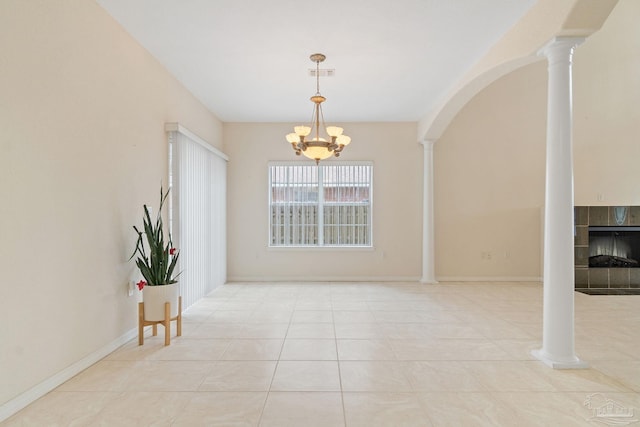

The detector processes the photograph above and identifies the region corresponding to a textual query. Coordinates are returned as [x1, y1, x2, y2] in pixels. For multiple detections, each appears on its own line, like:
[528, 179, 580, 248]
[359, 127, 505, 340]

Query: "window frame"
[268, 161, 373, 248]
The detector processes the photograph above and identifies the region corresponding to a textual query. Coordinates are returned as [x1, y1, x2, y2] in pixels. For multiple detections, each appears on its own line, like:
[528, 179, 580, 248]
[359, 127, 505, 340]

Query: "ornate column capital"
[538, 36, 586, 63]
[420, 139, 437, 150]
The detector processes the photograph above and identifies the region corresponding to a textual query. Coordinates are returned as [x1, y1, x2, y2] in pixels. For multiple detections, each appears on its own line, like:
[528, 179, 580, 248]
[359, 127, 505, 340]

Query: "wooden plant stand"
[138, 296, 182, 346]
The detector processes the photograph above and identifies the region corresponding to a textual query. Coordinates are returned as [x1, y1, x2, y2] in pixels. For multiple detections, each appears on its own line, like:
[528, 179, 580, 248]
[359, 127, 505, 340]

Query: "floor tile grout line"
[331, 303, 348, 427]
[256, 301, 294, 427]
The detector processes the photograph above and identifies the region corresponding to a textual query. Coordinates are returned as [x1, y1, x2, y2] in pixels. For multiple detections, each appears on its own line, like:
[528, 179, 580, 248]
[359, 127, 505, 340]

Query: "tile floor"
[4, 282, 640, 426]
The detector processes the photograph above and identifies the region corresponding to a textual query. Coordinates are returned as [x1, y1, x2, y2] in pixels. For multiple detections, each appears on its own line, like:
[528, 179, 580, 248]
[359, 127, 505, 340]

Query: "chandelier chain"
[316, 57, 321, 95]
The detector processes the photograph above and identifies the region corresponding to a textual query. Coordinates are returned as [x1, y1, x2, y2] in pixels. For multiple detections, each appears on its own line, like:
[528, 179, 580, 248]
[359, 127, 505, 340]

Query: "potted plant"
[130, 187, 181, 321]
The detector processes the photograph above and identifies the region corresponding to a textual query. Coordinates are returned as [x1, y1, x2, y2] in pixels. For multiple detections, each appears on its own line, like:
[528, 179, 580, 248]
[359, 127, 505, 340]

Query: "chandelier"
[286, 53, 351, 164]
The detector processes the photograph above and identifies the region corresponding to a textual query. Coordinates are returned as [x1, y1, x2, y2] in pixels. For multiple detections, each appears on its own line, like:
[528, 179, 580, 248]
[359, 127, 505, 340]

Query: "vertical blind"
[168, 124, 228, 309]
[269, 162, 372, 247]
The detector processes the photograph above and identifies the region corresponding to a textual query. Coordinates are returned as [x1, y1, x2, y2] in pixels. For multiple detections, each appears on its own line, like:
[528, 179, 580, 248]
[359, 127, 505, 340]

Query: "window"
[269, 162, 372, 247]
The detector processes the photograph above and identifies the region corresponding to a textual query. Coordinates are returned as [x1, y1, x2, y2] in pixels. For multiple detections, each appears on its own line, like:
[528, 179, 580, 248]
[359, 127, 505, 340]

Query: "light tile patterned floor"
[4, 282, 640, 426]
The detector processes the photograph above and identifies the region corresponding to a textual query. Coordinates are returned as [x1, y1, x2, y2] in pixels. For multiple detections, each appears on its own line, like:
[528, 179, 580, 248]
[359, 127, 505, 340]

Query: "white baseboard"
[0, 328, 138, 423]
[228, 276, 541, 284]
[436, 276, 542, 283]
[227, 276, 421, 283]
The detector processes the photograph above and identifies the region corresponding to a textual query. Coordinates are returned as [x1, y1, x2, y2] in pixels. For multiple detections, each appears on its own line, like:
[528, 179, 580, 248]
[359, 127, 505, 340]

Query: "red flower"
[169, 247, 176, 255]
[137, 280, 146, 291]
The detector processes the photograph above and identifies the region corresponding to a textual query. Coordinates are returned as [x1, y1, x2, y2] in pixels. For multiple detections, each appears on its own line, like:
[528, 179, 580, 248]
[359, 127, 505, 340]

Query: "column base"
[531, 348, 588, 369]
[420, 277, 438, 285]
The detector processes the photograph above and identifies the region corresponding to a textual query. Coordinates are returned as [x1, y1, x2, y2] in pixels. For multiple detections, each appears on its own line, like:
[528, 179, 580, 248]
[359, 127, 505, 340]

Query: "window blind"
[168, 124, 228, 309]
[269, 162, 372, 247]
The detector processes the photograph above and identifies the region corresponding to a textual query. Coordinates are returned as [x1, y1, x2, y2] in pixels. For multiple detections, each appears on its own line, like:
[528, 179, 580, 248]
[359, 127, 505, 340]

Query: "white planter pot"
[142, 283, 180, 321]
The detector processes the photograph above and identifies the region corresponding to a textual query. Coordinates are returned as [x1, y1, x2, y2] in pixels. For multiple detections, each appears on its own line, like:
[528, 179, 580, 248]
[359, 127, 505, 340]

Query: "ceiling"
[96, 0, 536, 123]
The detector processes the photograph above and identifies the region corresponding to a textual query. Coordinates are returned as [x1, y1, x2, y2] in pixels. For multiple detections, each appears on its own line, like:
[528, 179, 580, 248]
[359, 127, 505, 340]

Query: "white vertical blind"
[167, 124, 227, 309]
[269, 164, 319, 246]
[269, 162, 372, 247]
[322, 163, 372, 246]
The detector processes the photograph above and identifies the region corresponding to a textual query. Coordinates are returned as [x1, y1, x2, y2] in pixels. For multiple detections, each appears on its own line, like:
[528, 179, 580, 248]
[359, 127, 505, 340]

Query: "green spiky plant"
[130, 187, 180, 289]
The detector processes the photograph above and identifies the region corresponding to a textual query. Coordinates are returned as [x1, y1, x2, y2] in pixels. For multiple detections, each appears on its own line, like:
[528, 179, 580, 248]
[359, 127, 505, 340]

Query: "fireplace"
[574, 206, 640, 294]
[589, 226, 640, 268]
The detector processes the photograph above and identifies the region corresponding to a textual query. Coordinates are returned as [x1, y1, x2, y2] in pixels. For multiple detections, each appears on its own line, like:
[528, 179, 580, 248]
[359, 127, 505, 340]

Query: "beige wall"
[573, 0, 640, 205]
[433, 0, 639, 280]
[0, 0, 221, 409]
[434, 62, 548, 280]
[225, 122, 423, 281]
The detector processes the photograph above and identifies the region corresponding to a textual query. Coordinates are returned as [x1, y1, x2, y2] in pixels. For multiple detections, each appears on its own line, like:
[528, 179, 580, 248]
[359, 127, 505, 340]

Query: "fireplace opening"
[589, 226, 640, 268]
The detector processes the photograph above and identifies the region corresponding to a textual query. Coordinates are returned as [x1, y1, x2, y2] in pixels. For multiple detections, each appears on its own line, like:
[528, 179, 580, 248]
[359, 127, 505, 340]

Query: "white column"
[420, 139, 437, 284]
[532, 37, 587, 369]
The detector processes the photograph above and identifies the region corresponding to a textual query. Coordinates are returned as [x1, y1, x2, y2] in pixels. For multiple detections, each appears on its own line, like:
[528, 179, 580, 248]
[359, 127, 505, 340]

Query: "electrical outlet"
[128, 281, 134, 297]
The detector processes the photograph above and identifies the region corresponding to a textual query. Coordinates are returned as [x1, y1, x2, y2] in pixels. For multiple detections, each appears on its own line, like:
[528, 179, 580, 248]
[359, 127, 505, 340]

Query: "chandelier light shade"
[286, 53, 351, 164]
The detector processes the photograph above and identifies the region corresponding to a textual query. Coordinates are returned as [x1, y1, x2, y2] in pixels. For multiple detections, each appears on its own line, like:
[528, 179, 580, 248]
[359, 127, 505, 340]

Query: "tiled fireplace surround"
[575, 205, 640, 294]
